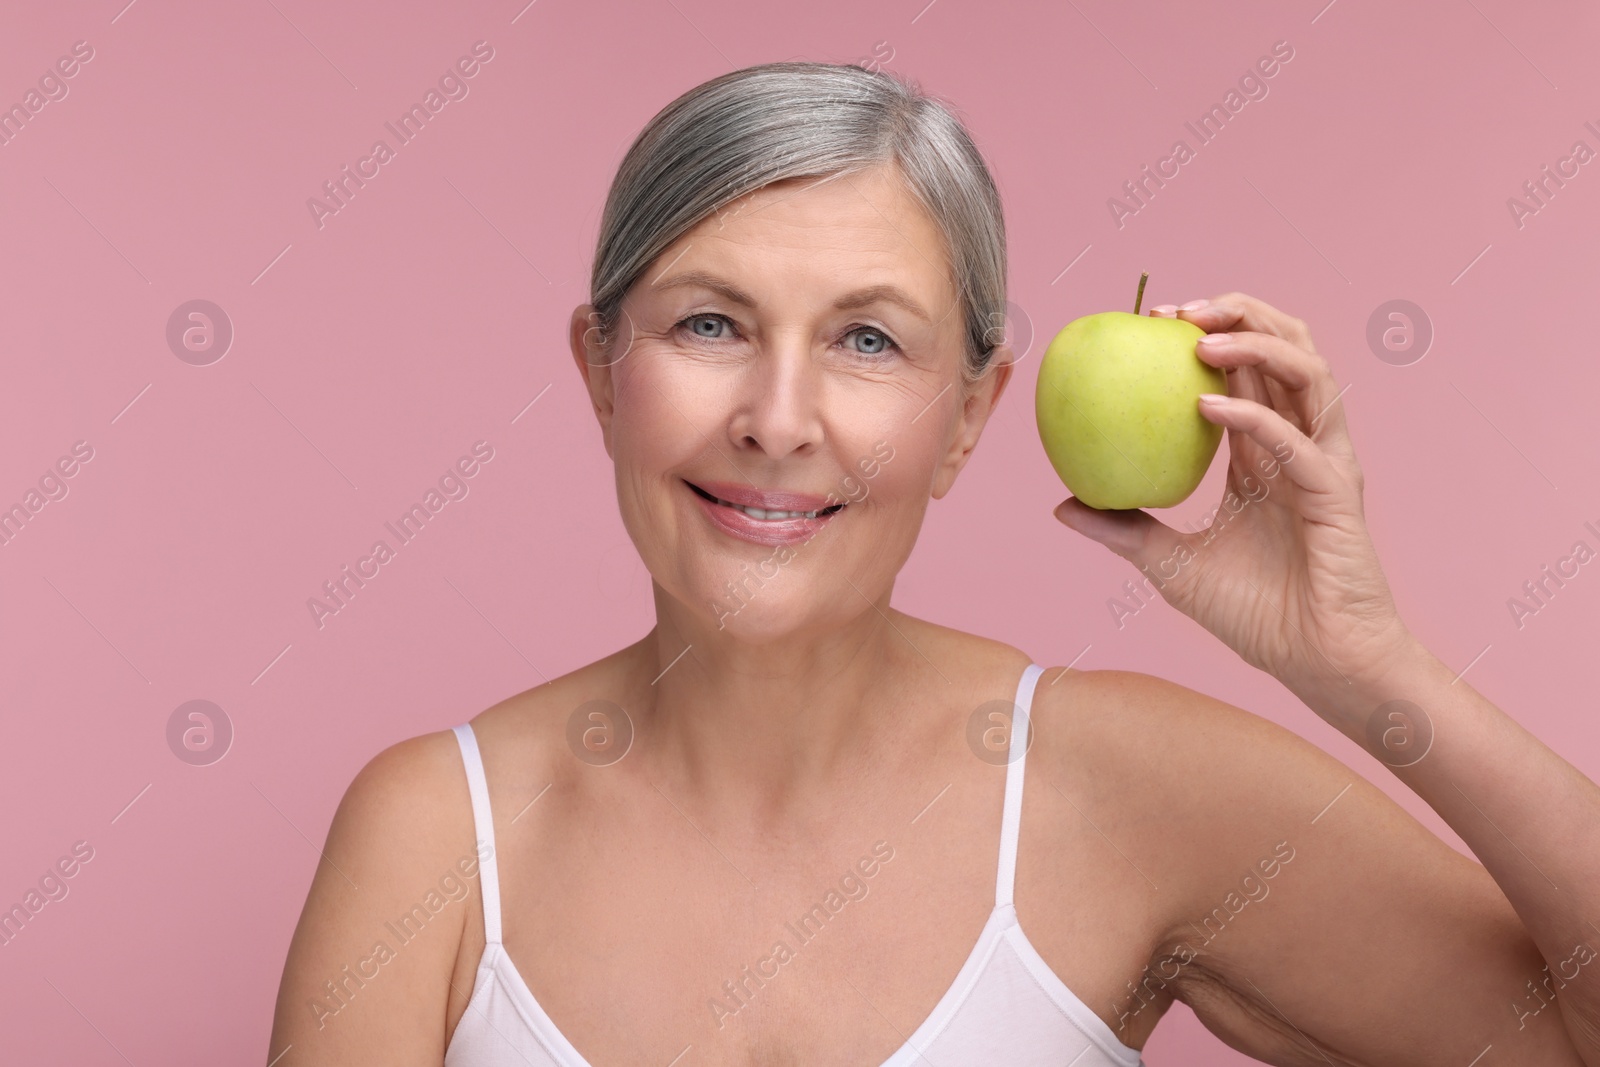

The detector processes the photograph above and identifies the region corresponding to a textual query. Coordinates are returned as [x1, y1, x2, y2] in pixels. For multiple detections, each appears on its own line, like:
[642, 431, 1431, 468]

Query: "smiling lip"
[688, 480, 836, 513]
[684, 479, 845, 547]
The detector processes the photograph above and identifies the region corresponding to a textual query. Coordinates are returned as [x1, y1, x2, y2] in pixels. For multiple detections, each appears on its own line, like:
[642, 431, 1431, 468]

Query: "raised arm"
[1052, 292, 1600, 1061]
[1051, 666, 1589, 1064]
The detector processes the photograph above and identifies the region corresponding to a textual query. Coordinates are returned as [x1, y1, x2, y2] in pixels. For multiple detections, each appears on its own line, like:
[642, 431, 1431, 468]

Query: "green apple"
[1035, 283, 1227, 510]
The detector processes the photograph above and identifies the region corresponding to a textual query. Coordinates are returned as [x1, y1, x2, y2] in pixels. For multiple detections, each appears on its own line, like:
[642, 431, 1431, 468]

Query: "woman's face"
[570, 162, 1011, 643]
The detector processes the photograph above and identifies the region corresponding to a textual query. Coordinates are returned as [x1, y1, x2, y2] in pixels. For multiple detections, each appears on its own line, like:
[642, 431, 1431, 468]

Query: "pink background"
[2, 0, 1597, 1062]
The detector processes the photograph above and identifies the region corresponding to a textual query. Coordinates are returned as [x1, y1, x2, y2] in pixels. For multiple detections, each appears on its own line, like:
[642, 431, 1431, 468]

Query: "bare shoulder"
[1029, 666, 1353, 811]
[267, 727, 479, 1065]
[269, 645, 637, 1064]
[1026, 667, 1377, 930]
[276, 643, 654, 1052]
[1027, 669, 1560, 1063]
[338, 728, 476, 840]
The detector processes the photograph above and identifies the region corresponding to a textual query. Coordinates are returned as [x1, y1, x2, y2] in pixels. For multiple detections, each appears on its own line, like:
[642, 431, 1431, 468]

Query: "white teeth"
[733, 503, 814, 521]
[694, 483, 837, 521]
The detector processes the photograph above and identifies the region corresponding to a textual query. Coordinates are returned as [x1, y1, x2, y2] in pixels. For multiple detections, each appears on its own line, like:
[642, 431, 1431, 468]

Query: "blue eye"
[679, 313, 730, 339]
[845, 326, 897, 357]
[674, 313, 900, 359]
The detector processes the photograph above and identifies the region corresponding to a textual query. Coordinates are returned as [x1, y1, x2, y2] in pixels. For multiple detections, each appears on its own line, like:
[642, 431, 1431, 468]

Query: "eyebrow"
[650, 269, 934, 324]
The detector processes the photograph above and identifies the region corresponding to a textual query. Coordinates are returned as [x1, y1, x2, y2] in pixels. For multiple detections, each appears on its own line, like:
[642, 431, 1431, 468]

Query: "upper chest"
[445, 737, 1173, 1064]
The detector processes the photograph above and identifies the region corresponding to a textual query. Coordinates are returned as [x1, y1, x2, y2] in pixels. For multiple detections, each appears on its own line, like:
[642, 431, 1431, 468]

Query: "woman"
[268, 61, 1600, 1066]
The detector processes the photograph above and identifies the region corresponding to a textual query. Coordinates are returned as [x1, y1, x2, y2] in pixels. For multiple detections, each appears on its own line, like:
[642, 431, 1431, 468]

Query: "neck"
[623, 580, 918, 820]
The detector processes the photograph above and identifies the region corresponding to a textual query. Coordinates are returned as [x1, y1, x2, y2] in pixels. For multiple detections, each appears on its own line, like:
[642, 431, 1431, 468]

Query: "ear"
[931, 345, 1014, 500]
[569, 303, 617, 458]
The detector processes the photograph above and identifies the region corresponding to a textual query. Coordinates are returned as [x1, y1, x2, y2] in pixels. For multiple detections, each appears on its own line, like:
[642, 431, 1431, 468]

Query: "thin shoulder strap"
[995, 663, 1045, 908]
[451, 723, 503, 945]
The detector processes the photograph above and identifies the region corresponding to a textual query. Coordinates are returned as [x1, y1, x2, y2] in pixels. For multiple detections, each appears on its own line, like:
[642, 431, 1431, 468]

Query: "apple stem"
[1133, 271, 1150, 315]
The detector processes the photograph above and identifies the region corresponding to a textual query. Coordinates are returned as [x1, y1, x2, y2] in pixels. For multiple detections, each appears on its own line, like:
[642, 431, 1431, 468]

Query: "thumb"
[1053, 497, 1187, 569]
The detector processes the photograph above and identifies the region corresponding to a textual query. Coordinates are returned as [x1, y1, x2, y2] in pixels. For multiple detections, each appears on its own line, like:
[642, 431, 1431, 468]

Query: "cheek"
[605, 357, 739, 573]
[844, 424, 941, 506]
[609, 357, 713, 470]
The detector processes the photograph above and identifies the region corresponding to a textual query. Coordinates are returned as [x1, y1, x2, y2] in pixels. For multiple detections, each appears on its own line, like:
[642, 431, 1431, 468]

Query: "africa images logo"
[306, 441, 495, 630]
[305, 41, 495, 230]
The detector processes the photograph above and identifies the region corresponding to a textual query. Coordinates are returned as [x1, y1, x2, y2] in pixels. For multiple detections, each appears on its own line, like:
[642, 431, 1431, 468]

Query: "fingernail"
[1196, 332, 1231, 345]
[1198, 393, 1229, 405]
[1180, 299, 1210, 311]
[1149, 304, 1178, 315]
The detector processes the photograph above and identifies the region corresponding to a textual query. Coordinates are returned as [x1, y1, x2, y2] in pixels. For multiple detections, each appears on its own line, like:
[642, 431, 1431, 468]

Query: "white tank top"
[445, 663, 1145, 1066]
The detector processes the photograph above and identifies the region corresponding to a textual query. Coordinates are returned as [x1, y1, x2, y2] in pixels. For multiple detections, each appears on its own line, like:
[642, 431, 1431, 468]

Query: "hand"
[1052, 292, 1419, 719]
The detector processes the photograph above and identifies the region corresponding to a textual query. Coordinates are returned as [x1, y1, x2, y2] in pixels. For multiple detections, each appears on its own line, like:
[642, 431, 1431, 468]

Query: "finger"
[1198, 330, 1321, 390]
[1053, 495, 1193, 575]
[1159, 292, 1316, 352]
[1147, 303, 1272, 409]
[1223, 361, 1270, 409]
[1196, 393, 1353, 524]
[1194, 330, 1346, 439]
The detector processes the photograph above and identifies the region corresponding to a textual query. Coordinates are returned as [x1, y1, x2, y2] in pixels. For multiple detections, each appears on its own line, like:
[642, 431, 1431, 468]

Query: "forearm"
[1303, 638, 1600, 1058]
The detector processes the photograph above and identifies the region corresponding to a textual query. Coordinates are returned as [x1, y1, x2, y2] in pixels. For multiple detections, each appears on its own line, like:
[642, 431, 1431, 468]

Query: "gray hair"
[588, 60, 1008, 384]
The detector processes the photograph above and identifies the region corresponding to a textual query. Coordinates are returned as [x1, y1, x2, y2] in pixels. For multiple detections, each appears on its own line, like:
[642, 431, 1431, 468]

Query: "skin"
[268, 162, 1600, 1066]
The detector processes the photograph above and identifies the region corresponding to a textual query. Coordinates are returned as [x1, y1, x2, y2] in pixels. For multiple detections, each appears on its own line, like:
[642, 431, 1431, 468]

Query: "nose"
[726, 335, 824, 459]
